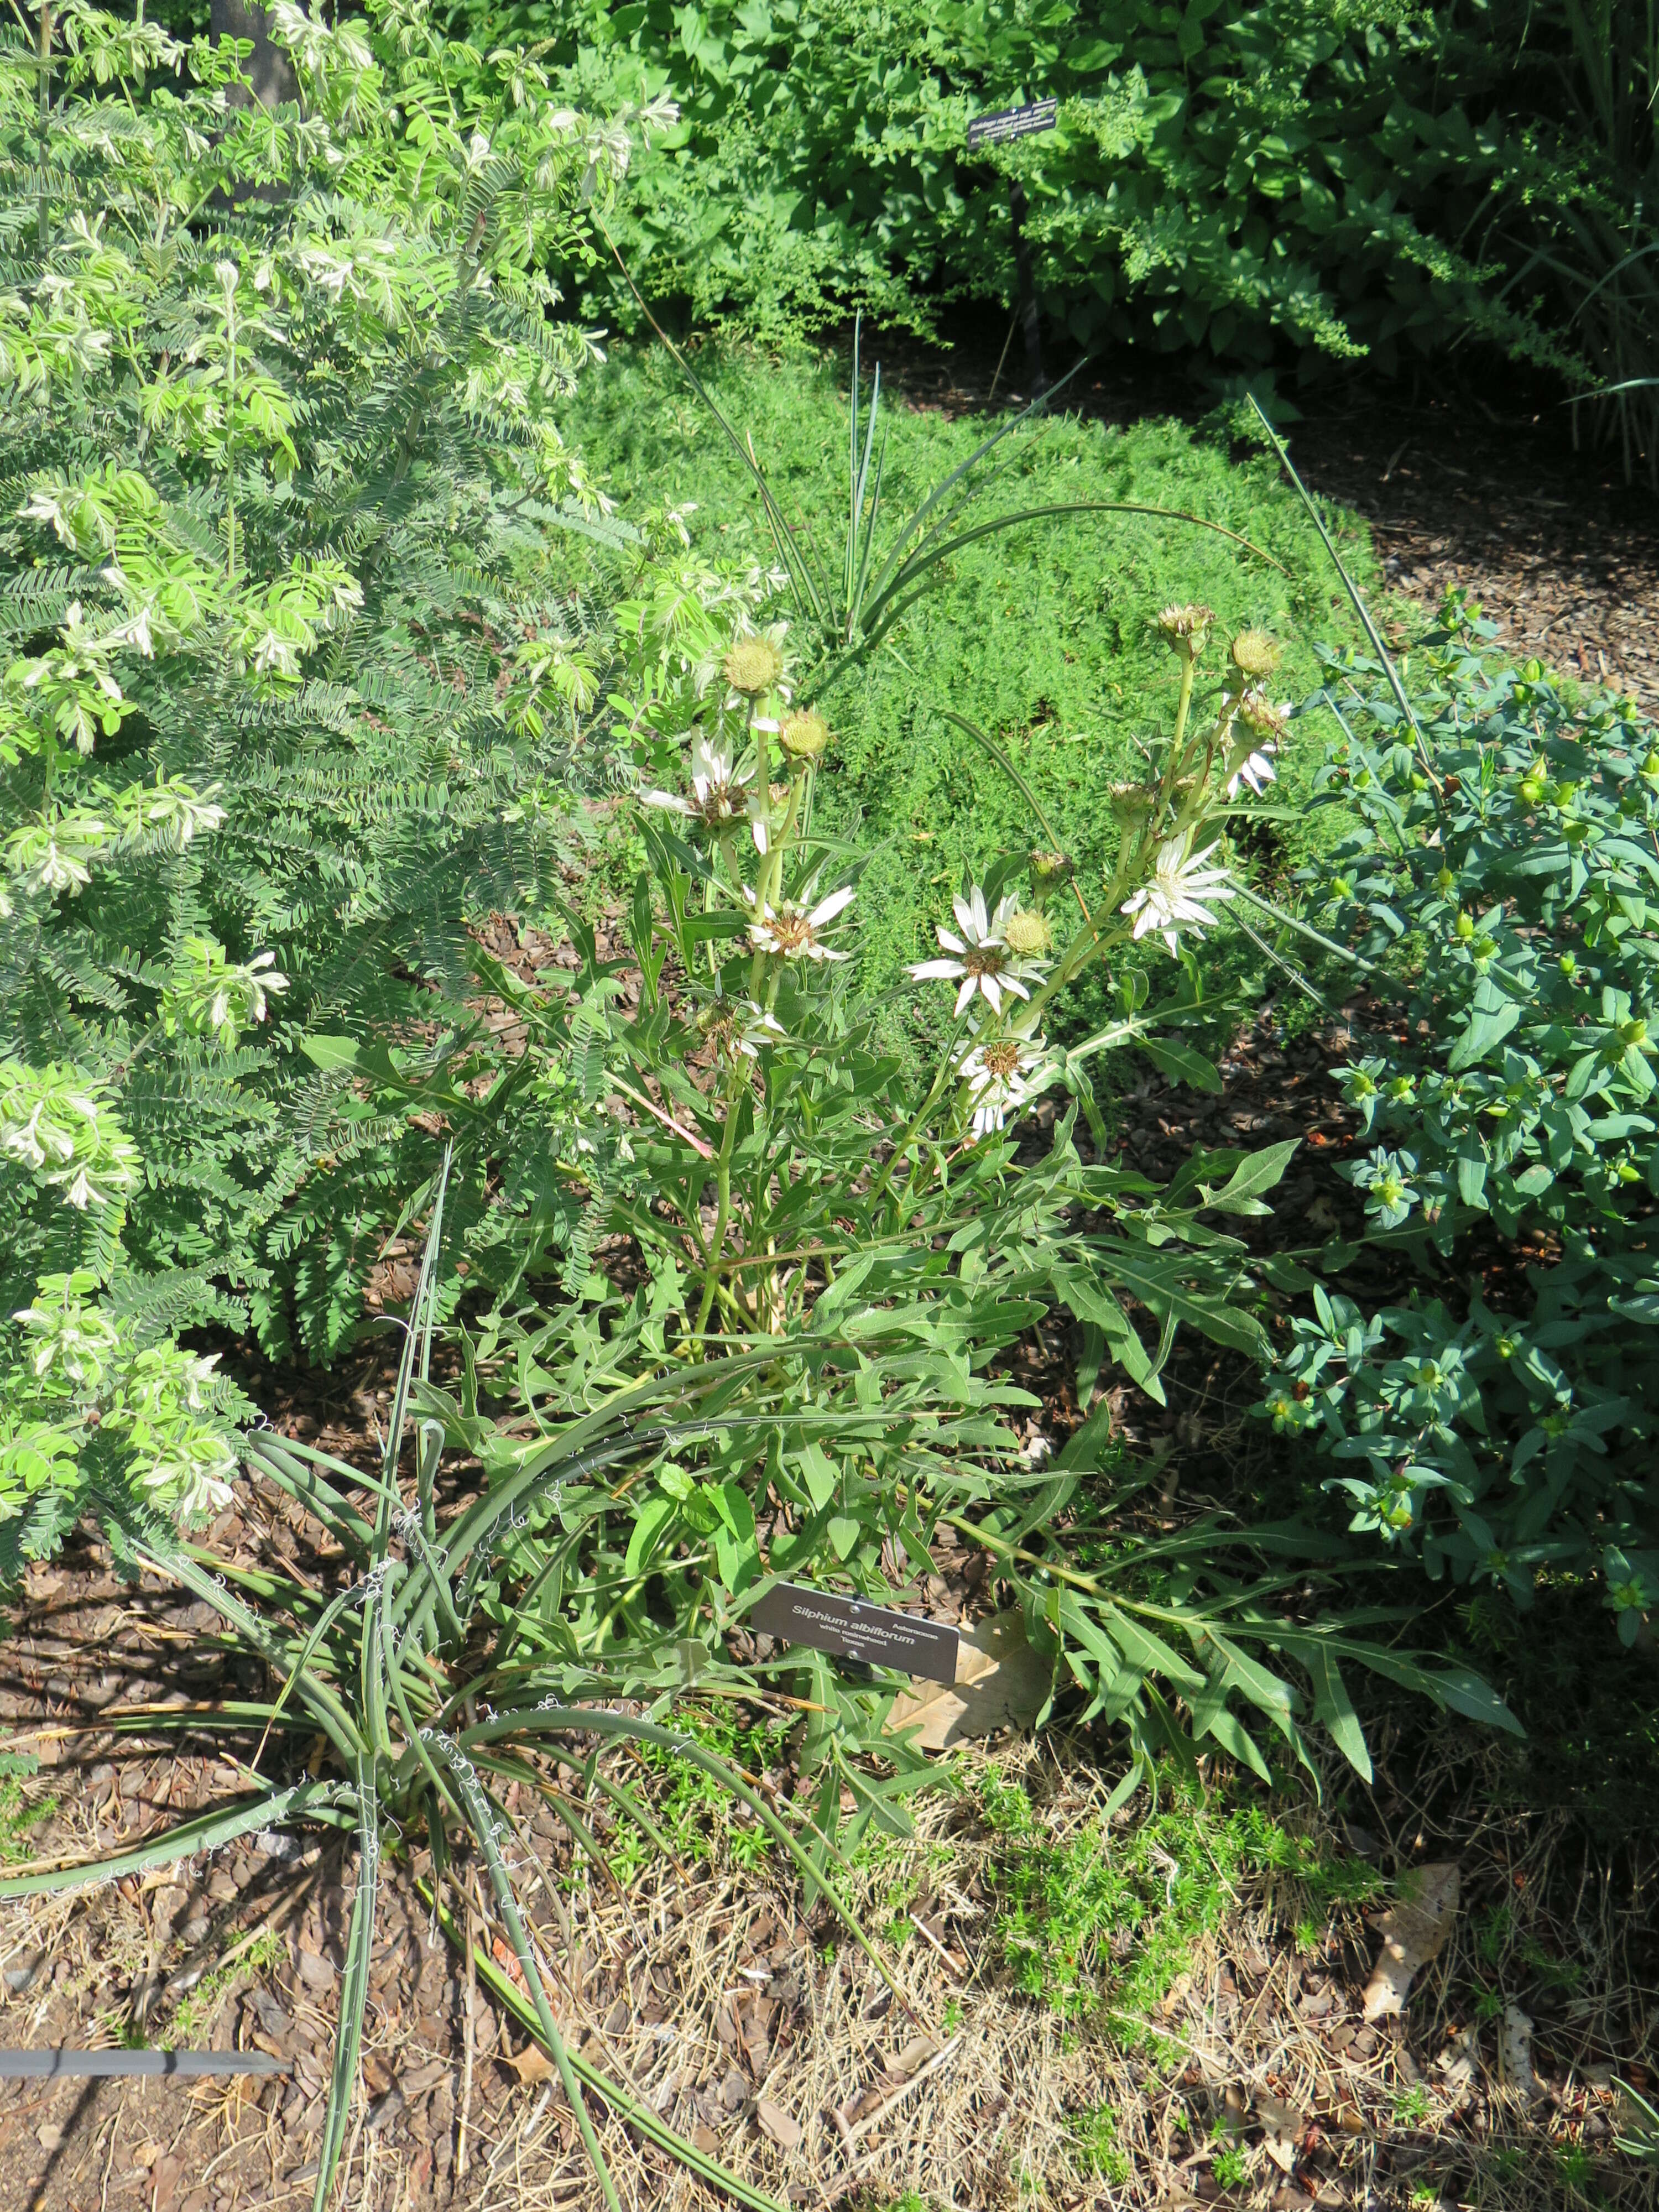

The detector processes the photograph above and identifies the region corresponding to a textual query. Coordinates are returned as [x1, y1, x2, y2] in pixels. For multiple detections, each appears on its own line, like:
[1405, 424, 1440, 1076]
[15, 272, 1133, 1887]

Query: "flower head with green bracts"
[722, 622, 791, 701]
[910, 886, 1047, 1017]
[747, 884, 854, 961]
[1235, 690, 1290, 744]
[1229, 628, 1281, 681]
[778, 708, 830, 764]
[1156, 602, 1214, 661]
[1120, 836, 1234, 956]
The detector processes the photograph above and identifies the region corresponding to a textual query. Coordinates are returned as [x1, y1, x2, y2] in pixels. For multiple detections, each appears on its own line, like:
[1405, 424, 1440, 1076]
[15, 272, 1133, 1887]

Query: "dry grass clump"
[1, 1714, 1652, 2212]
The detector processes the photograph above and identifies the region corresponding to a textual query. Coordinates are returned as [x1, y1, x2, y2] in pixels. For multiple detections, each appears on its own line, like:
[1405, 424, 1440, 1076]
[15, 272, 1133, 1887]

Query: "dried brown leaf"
[885, 1611, 1050, 1750]
[1499, 2002, 1546, 2101]
[503, 2039, 556, 2086]
[754, 2096, 804, 2150]
[1362, 1861, 1459, 2021]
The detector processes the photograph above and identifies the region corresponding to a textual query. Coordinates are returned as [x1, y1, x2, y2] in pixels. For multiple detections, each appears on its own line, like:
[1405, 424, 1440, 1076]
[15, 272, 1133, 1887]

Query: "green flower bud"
[1030, 848, 1073, 895]
[1003, 909, 1052, 959]
[1156, 603, 1213, 661]
[724, 632, 785, 697]
[1108, 780, 1157, 827]
[1229, 629, 1281, 681]
[778, 709, 830, 763]
[1236, 690, 1288, 742]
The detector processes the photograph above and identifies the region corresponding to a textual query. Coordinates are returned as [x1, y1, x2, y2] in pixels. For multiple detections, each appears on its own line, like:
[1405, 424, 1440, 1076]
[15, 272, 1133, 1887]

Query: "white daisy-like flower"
[748, 884, 854, 962]
[641, 734, 754, 833]
[957, 1029, 1050, 1138]
[1120, 836, 1234, 956]
[1225, 740, 1277, 799]
[910, 887, 1044, 1018]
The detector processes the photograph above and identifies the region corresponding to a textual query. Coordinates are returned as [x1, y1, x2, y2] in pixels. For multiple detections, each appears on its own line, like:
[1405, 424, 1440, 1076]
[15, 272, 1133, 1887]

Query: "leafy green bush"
[454, 0, 1637, 411]
[1256, 610, 1659, 1638]
[0, 0, 665, 1515]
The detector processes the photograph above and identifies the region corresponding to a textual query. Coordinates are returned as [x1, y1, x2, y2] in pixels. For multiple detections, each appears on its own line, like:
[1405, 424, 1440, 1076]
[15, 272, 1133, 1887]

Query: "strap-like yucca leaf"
[310, 1759, 380, 2212]
[0, 1779, 356, 1900]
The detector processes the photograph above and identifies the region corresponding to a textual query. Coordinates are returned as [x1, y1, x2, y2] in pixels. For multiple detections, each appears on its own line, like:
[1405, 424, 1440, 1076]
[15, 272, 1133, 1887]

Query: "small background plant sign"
[966, 98, 1058, 150]
[750, 1584, 961, 1684]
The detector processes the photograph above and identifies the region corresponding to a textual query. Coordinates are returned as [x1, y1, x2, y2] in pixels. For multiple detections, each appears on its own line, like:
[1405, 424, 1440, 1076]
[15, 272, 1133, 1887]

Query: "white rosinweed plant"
[896, 609, 1298, 1140]
[408, 540, 1517, 1931]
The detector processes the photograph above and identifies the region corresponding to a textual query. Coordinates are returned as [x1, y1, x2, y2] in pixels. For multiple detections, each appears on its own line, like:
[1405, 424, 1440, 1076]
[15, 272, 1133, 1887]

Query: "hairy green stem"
[692, 1080, 744, 1338]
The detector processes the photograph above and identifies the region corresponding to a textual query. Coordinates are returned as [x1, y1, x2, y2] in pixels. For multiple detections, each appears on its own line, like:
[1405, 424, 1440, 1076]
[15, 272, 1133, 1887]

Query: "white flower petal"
[808, 885, 855, 927]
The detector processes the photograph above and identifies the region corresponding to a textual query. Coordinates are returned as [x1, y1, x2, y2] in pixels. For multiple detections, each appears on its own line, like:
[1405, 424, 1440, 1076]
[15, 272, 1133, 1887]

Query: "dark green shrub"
[452, 0, 1649, 437]
[1256, 609, 1659, 1639]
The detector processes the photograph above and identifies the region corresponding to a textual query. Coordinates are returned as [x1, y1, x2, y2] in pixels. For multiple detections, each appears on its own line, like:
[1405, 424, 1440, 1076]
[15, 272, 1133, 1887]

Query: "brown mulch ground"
[2, 1531, 1655, 2212]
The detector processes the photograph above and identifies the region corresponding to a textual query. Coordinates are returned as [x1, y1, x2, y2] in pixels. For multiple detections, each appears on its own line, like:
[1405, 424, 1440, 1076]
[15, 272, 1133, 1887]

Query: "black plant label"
[966, 99, 1058, 151]
[750, 1584, 959, 1684]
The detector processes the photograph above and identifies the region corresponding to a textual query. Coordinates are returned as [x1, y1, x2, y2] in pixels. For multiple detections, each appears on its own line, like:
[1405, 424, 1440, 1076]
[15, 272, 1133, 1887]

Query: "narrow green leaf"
[1303, 1644, 1373, 1780]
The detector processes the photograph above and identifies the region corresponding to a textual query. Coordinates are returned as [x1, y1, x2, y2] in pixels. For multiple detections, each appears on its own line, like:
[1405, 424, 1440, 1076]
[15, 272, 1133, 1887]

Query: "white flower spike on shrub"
[1120, 836, 1234, 956]
[161, 937, 289, 1048]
